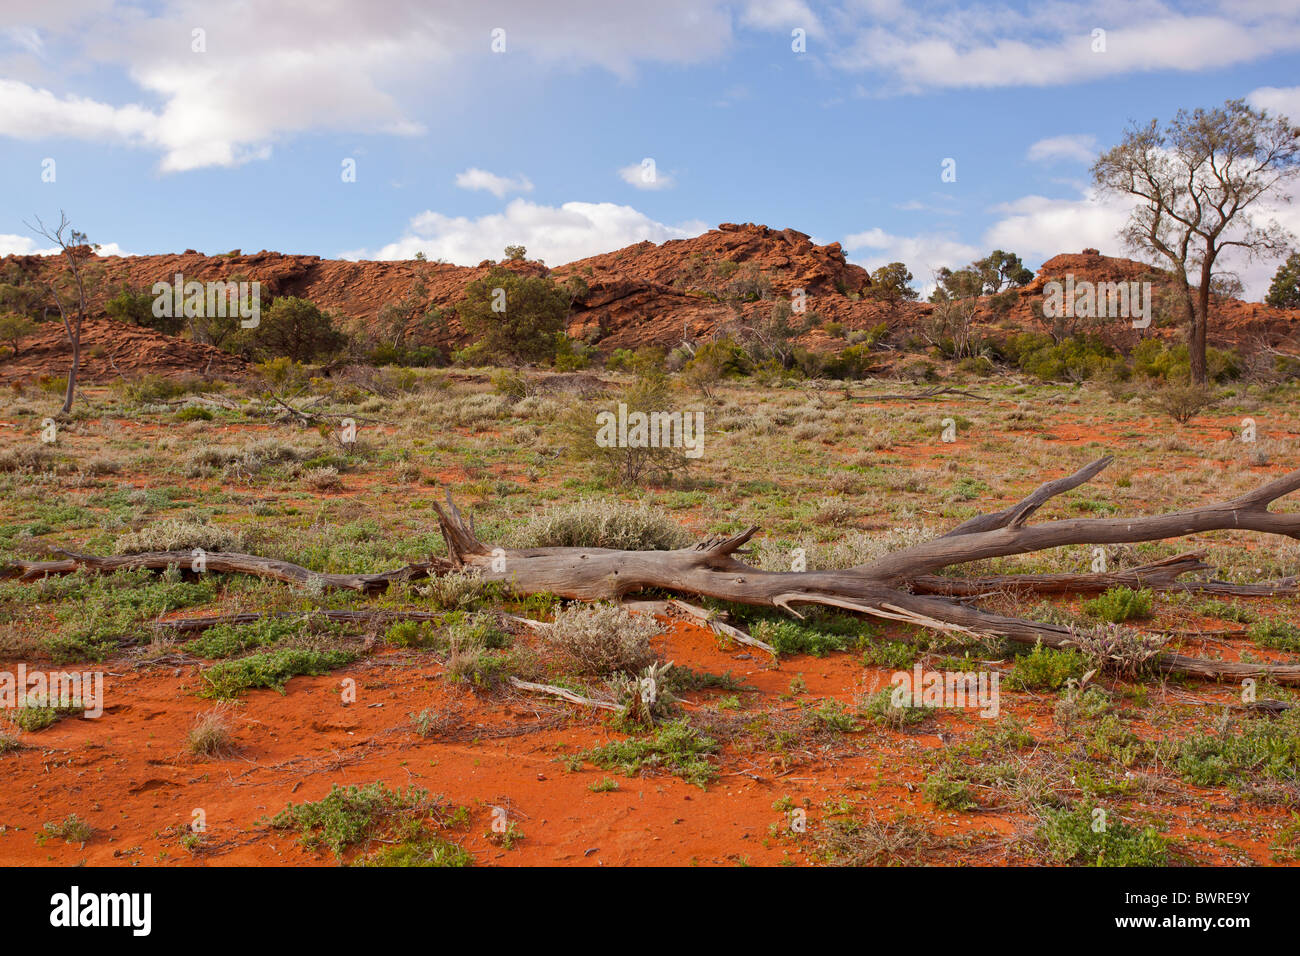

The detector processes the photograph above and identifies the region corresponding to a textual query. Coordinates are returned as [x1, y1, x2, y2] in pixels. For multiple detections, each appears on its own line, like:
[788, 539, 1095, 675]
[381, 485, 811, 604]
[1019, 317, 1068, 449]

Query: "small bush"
[860, 686, 930, 728]
[511, 499, 691, 551]
[580, 719, 718, 787]
[184, 617, 308, 658]
[1248, 619, 1300, 652]
[187, 705, 237, 757]
[1037, 805, 1169, 866]
[546, 603, 659, 677]
[751, 614, 861, 657]
[302, 465, 341, 490]
[1145, 382, 1218, 424]
[383, 619, 439, 649]
[1083, 587, 1153, 623]
[417, 569, 498, 611]
[200, 648, 355, 699]
[40, 814, 93, 846]
[269, 782, 462, 861]
[923, 772, 978, 811]
[113, 517, 244, 555]
[1005, 642, 1089, 691]
[0, 445, 56, 473]
[1177, 711, 1300, 786]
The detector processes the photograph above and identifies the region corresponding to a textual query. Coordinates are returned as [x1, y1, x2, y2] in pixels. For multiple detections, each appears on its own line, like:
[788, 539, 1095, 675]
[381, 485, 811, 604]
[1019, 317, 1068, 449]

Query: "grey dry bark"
[7, 456, 1300, 684]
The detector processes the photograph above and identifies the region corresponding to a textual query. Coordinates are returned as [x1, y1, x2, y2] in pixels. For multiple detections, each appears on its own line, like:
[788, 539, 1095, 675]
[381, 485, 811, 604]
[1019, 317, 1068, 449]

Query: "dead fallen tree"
[910, 552, 1297, 598]
[6, 455, 1300, 684]
[1, 550, 448, 592]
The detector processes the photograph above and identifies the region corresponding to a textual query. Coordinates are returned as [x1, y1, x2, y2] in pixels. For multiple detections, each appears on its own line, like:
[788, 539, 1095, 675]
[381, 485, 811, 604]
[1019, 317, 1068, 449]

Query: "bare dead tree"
[10, 456, 1300, 686]
[1093, 99, 1300, 384]
[24, 212, 99, 415]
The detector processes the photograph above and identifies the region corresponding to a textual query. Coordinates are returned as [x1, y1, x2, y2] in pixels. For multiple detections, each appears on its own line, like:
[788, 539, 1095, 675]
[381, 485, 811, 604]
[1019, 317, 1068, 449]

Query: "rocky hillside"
[2, 225, 1297, 381]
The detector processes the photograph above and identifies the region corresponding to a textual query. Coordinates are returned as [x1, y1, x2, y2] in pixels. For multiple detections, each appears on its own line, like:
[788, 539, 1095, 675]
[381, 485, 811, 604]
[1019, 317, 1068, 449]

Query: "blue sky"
[3, 0, 1300, 297]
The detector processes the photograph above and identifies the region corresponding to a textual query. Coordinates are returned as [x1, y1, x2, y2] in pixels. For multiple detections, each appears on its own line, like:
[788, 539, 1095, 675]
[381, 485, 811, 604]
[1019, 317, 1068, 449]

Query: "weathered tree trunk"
[9, 457, 1300, 684]
[1191, 259, 1212, 385]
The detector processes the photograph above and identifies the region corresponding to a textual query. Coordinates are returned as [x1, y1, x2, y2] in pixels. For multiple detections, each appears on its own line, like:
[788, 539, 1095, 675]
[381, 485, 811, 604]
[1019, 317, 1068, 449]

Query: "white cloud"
[843, 226, 979, 292]
[454, 168, 534, 198]
[979, 183, 1300, 301]
[0, 234, 39, 256]
[346, 198, 706, 266]
[0, 78, 160, 145]
[4, 27, 44, 56]
[618, 160, 676, 190]
[832, 3, 1300, 91]
[982, 189, 1133, 263]
[0, 0, 769, 172]
[1027, 133, 1098, 164]
[740, 0, 822, 35]
[1247, 85, 1300, 123]
[0, 233, 132, 257]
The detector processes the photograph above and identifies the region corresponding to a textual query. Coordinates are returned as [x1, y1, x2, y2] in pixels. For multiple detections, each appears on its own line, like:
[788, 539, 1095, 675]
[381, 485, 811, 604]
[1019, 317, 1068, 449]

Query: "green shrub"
[106, 284, 182, 335]
[861, 640, 919, 669]
[184, 617, 310, 658]
[113, 374, 195, 404]
[923, 772, 978, 811]
[269, 782, 464, 862]
[383, 619, 439, 649]
[580, 719, 718, 788]
[553, 334, 595, 371]
[751, 615, 860, 657]
[1247, 618, 1300, 652]
[243, 296, 347, 362]
[564, 372, 696, 485]
[40, 814, 93, 846]
[1037, 805, 1170, 866]
[1084, 587, 1153, 623]
[458, 268, 571, 363]
[860, 686, 931, 728]
[604, 348, 635, 372]
[1001, 333, 1121, 382]
[367, 343, 444, 367]
[1006, 642, 1089, 690]
[200, 648, 355, 699]
[445, 610, 511, 650]
[1177, 712, 1300, 786]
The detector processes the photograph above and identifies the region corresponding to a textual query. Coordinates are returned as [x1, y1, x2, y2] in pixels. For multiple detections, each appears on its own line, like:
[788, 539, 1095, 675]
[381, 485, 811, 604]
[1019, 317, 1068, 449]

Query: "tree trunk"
[61, 317, 81, 415]
[1190, 263, 1212, 386]
[11, 458, 1300, 686]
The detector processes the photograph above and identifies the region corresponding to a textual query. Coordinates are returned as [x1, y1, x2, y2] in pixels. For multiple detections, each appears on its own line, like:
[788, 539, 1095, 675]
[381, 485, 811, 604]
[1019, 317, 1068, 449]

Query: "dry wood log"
[8, 456, 1300, 685]
[507, 677, 621, 711]
[858, 386, 990, 401]
[1, 549, 448, 593]
[909, 551, 1297, 597]
[153, 609, 445, 632]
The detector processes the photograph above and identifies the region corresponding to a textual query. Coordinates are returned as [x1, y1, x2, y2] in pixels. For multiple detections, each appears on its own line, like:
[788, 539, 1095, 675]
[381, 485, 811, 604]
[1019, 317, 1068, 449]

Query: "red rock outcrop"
[2, 232, 1297, 382]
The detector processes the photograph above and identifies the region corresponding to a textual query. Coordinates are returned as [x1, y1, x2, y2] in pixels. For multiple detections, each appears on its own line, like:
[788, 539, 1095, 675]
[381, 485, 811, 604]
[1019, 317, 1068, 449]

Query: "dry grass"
[186, 704, 238, 758]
